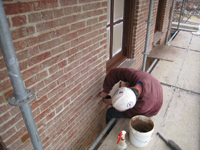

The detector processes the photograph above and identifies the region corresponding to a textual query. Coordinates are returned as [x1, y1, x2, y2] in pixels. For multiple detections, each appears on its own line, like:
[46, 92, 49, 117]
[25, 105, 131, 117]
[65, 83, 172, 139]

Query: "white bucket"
[129, 115, 154, 147]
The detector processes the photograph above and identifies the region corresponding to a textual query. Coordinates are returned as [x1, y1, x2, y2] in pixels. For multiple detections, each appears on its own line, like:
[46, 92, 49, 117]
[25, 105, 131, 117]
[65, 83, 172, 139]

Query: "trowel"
[157, 132, 182, 150]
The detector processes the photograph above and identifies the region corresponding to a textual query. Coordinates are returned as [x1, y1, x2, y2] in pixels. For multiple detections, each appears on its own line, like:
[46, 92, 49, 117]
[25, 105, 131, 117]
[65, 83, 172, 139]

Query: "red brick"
[49, 65, 59, 74]
[79, 0, 99, 3]
[54, 9, 64, 18]
[63, 7, 74, 16]
[7, 139, 21, 150]
[32, 81, 44, 93]
[39, 38, 61, 52]
[35, 107, 51, 123]
[74, 6, 81, 13]
[51, 45, 64, 56]
[44, 70, 63, 85]
[3, 2, 33, 15]
[16, 140, 32, 150]
[41, 10, 54, 21]
[87, 18, 98, 26]
[60, 0, 77, 6]
[51, 26, 70, 38]
[13, 41, 26, 52]
[58, 60, 67, 69]
[56, 105, 63, 113]
[36, 70, 48, 81]
[19, 60, 28, 71]
[48, 83, 65, 98]
[0, 95, 5, 104]
[82, 2, 101, 11]
[21, 132, 29, 143]
[60, 15, 77, 26]
[28, 52, 51, 66]
[42, 54, 63, 68]
[0, 112, 11, 124]
[46, 111, 55, 122]
[71, 36, 85, 47]
[77, 26, 92, 36]
[71, 21, 85, 31]
[24, 76, 37, 88]
[28, 13, 42, 23]
[37, 82, 56, 98]
[61, 31, 77, 43]
[57, 73, 71, 85]
[77, 11, 92, 20]
[22, 64, 43, 80]
[102, 1, 107, 7]
[27, 46, 40, 57]
[99, 14, 107, 22]
[0, 69, 9, 81]
[11, 26, 35, 40]
[33, 0, 58, 11]
[12, 15, 27, 27]
[16, 50, 28, 61]
[7, 18, 11, 28]
[36, 20, 60, 32]
[0, 57, 6, 69]
[0, 113, 22, 133]
[31, 95, 48, 110]
[1, 127, 16, 140]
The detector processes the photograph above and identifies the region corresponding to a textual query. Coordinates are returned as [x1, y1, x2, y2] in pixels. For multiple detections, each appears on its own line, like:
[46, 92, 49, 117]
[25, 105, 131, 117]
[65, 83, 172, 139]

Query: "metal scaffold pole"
[0, 0, 43, 149]
[142, 0, 154, 71]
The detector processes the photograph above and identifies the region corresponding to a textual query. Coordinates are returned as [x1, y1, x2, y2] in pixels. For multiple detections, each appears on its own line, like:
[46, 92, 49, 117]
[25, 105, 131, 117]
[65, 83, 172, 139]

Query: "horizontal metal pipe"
[88, 118, 116, 150]
[174, 12, 200, 17]
[167, 30, 179, 45]
[147, 59, 158, 73]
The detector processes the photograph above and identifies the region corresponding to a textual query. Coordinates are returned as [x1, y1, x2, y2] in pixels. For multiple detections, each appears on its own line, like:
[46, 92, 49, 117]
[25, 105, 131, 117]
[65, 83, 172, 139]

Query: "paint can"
[129, 115, 154, 147]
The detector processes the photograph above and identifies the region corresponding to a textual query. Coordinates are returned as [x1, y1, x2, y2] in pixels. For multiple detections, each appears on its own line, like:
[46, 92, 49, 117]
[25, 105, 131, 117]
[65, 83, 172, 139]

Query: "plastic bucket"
[129, 115, 154, 147]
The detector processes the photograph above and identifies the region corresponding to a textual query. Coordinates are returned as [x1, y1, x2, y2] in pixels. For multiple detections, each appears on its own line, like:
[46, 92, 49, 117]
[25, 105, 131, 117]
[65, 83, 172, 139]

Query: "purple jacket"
[103, 68, 163, 117]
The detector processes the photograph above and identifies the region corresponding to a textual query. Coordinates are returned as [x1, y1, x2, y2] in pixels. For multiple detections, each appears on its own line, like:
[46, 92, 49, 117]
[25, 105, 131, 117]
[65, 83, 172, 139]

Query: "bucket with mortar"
[129, 115, 154, 147]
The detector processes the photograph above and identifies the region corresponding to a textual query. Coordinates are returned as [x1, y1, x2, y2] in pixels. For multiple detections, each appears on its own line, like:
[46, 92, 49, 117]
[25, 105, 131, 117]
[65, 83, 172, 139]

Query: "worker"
[99, 68, 163, 132]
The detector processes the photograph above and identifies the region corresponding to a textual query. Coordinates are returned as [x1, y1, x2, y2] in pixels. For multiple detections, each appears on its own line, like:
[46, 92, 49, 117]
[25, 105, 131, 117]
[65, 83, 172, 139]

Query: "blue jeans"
[106, 107, 131, 133]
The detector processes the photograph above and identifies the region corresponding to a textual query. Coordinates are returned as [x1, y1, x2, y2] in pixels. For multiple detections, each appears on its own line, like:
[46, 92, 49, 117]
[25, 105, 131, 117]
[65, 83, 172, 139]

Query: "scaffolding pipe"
[142, 0, 154, 71]
[166, 0, 176, 45]
[0, 1, 43, 150]
[88, 118, 116, 150]
[177, 0, 186, 30]
[146, 59, 158, 73]
[167, 30, 179, 45]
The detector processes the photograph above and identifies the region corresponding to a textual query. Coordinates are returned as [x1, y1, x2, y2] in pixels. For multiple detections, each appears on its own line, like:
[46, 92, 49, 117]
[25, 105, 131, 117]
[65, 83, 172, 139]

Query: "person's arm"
[103, 68, 136, 93]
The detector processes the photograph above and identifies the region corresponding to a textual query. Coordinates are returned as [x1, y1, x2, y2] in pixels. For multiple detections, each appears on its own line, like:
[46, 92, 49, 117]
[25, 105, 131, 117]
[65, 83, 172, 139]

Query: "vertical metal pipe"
[0, 1, 43, 150]
[88, 118, 117, 150]
[182, 0, 188, 22]
[142, 0, 154, 71]
[165, 0, 176, 45]
[177, 0, 186, 30]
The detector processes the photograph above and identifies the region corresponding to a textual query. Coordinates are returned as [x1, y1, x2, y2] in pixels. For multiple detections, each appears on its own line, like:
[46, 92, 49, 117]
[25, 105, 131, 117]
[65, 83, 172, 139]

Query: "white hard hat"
[112, 87, 136, 112]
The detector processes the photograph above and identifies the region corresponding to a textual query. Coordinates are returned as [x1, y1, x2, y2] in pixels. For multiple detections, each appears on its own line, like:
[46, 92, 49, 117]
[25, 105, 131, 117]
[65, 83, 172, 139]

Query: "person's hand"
[102, 98, 112, 105]
[99, 91, 108, 98]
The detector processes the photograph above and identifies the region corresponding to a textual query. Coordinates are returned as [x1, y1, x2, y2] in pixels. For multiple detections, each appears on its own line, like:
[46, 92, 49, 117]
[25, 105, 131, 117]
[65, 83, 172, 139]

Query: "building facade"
[0, 0, 174, 149]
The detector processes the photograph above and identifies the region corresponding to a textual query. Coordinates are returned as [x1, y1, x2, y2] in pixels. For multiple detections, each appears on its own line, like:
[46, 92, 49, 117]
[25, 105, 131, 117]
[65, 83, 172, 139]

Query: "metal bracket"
[142, 51, 150, 55]
[146, 20, 153, 23]
[8, 89, 35, 106]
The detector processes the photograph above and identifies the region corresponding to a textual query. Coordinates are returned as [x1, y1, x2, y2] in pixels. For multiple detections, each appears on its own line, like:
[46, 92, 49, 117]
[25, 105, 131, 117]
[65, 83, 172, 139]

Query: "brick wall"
[160, 0, 175, 45]
[0, 0, 108, 149]
[132, 0, 174, 70]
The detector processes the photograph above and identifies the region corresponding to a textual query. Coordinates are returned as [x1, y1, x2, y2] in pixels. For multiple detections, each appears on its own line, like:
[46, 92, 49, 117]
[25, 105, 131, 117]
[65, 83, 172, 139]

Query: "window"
[106, 0, 135, 72]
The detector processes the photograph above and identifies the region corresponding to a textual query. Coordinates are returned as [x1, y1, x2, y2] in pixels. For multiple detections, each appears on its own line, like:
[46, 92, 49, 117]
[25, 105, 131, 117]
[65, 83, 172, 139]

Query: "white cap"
[112, 87, 136, 112]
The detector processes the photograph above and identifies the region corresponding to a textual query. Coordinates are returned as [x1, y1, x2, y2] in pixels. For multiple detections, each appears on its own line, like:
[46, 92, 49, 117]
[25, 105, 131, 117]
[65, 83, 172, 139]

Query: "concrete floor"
[98, 31, 200, 150]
